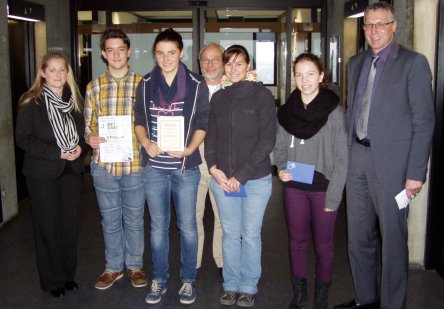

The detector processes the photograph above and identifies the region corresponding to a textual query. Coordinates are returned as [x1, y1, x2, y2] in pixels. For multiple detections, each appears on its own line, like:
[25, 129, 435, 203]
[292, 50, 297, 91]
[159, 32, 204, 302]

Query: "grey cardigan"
[273, 105, 348, 210]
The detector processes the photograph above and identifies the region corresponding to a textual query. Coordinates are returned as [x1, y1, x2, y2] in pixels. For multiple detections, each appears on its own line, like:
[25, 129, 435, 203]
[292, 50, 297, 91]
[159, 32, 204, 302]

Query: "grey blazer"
[346, 44, 435, 192]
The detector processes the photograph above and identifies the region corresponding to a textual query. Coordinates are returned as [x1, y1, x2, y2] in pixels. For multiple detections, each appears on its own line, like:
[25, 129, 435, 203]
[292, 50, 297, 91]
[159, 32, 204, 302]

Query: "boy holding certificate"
[273, 53, 348, 309]
[84, 28, 147, 291]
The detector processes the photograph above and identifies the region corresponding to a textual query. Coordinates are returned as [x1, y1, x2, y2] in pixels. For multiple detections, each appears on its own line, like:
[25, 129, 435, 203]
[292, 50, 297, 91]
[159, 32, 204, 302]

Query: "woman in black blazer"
[15, 52, 88, 297]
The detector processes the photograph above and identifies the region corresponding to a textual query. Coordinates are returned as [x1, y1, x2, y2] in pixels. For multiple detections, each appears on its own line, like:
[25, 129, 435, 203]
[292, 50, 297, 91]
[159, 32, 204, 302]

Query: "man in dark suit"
[335, 2, 435, 309]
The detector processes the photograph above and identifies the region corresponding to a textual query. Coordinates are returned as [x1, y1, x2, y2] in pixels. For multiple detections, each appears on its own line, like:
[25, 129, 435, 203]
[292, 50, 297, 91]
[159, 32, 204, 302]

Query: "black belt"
[355, 137, 371, 147]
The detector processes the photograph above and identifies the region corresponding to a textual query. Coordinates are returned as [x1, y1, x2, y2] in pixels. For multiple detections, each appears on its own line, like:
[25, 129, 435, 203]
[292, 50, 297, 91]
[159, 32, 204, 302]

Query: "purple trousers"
[284, 187, 337, 283]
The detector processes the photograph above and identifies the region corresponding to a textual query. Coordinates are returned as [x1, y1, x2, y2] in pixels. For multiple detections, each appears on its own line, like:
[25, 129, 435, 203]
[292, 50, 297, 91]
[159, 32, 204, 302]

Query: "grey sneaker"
[178, 282, 196, 304]
[145, 280, 167, 304]
[237, 293, 255, 307]
[220, 291, 238, 306]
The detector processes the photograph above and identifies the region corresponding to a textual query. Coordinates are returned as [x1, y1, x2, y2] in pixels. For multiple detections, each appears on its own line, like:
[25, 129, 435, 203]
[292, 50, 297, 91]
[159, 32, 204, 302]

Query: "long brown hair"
[19, 52, 83, 112]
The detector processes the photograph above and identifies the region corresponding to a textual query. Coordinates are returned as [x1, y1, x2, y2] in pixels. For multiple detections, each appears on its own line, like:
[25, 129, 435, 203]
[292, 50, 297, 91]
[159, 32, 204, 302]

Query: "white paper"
[395, 189, 410, 210]
[157, 116, 184, 152]
[98, 115, 133, 163]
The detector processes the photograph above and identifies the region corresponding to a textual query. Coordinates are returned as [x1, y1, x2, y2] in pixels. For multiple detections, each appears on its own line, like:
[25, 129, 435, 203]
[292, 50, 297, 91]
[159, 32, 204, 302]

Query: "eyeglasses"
[200, 58, 222, 65]
[362, 21, 394, 31]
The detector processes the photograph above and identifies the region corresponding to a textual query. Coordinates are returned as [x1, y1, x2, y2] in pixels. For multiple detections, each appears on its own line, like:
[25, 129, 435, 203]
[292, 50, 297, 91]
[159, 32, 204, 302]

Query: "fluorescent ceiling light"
[347, 12, 364, 18]
[7, 14, 40, 22]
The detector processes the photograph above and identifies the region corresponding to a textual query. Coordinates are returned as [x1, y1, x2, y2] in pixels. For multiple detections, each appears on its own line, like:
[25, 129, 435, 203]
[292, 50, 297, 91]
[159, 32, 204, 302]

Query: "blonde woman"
[16, 52, 87, 297]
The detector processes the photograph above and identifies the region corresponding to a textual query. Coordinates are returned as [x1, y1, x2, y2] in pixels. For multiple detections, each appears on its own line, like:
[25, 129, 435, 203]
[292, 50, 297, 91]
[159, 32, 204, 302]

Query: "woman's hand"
[226, 177, 241, 192]
[209, 166, 231, 192]
[324, 208, 335, 213]
[167, 147, 192, 158]
[278, 170, 293, 182]
[143, 140, 163, 158]
[61, 145, 82, 161]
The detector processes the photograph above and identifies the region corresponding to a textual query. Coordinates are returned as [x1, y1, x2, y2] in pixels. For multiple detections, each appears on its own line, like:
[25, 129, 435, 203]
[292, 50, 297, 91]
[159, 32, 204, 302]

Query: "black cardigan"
[205, 81, 277, 184]
[15, 97, 88, 179]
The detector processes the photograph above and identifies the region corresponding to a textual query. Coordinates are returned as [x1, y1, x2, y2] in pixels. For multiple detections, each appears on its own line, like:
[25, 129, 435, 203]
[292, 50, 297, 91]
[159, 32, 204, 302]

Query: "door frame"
[73, 0, 326, 100]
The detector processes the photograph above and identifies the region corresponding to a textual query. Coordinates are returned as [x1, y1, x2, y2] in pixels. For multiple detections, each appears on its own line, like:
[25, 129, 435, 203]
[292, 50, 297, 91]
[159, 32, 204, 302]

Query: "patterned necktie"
[356, 55, 380, 140]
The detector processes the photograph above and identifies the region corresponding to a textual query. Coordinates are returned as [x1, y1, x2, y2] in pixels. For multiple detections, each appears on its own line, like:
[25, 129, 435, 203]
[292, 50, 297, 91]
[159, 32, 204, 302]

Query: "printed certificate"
[98, 115, 133, 163]
[157, 116, 184, 151]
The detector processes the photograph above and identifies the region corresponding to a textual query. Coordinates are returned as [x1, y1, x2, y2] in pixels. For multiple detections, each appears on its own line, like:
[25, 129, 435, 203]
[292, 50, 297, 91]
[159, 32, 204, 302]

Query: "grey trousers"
[346, 141, 409, 309]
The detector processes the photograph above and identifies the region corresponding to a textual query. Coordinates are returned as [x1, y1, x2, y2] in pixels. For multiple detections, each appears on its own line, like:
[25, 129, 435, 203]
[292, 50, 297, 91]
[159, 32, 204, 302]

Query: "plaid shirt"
[84, 70, 142, 176]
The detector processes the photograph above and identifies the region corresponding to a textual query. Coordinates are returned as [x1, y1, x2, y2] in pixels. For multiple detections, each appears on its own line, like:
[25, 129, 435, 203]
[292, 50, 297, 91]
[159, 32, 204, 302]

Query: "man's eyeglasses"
[200, 58, 222, 65]
[362, 21, 394, 31]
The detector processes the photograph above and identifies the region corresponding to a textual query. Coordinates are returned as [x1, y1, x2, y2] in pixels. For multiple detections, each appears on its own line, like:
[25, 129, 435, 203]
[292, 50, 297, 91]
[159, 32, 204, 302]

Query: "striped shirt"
[84, 70, 142, 176]
[148, 101, 184, 170]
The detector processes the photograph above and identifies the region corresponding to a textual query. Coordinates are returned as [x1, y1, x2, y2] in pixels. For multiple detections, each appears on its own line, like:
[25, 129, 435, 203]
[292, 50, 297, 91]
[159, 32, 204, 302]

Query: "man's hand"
[405, 179, 423, 199]
[87, 134, 106, 149]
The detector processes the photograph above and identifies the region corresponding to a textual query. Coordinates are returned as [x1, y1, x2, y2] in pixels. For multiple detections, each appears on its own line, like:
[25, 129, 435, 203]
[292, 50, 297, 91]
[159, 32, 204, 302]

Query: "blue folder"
[224, 184, 247, 197]
[286, 161, 315, 185]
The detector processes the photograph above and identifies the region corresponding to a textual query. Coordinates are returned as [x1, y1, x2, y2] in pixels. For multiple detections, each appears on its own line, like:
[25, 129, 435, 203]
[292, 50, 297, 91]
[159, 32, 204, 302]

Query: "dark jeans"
[284, 187, 337, 283]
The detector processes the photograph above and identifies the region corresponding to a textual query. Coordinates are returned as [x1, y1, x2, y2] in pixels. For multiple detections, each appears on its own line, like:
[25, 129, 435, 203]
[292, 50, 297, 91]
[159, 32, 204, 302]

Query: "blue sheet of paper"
[286, 161, 315, 184]
[224, 184, 247, 197]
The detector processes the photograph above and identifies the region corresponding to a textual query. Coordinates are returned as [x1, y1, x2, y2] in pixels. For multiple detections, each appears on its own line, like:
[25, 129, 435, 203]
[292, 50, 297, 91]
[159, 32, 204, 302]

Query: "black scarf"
[277, 88, 339, 139]
[150, 62, 187, 108]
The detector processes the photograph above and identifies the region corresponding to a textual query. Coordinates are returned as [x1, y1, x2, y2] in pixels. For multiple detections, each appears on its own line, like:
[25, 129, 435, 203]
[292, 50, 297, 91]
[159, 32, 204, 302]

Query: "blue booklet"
[224, 184, 247, 197]
[286, 161, 315, 184]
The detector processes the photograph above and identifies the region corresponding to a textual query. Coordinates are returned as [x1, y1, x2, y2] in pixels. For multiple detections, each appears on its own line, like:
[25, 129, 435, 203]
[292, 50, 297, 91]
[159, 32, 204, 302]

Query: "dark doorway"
[8, 20, 36, 201]
[426, 0, 444, 279]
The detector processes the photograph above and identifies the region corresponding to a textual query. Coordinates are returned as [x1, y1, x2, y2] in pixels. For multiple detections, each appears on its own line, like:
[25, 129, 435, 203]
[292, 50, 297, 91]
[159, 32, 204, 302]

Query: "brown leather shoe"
[127, 268, 148, 288]
[95, 271, 124, 290]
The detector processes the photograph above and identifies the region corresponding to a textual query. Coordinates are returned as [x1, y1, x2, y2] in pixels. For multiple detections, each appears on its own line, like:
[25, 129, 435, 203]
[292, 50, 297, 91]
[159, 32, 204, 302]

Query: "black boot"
[314, 281, 331, 309]
[288, 277, 308, 309]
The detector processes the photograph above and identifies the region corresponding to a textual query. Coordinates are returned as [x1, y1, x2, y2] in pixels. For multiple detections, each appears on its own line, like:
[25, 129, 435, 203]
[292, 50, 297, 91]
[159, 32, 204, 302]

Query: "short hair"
[223, 45, 250, 65]
[199, 42, 225, 60]
[293, 52, 329, 88]
[364, 1, 396, 22]
[100, 28, 131, 51]
[152, 28, 183, 55]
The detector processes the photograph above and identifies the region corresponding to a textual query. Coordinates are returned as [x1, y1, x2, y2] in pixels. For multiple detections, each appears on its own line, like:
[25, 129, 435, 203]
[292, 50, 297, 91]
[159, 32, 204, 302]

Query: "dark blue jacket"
[134, 66, 209, 170]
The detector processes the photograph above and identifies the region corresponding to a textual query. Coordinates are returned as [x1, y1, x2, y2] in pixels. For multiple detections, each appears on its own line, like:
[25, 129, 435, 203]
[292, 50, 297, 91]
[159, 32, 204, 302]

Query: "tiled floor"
[0, 174, 443, 308]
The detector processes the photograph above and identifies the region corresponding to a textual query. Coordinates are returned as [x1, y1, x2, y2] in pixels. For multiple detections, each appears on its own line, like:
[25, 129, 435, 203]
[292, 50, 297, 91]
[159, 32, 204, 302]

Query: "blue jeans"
[91, 162, 145, 272]
[142, 165, 200, 283]
[211, 174, 272, 295]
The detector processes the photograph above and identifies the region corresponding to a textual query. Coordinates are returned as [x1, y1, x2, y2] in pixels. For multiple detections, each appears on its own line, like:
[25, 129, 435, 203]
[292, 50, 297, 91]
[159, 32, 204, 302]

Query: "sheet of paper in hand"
[286, 161, 315, 184]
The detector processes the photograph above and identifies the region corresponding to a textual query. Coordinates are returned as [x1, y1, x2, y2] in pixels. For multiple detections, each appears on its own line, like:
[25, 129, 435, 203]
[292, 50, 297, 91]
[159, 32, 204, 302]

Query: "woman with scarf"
[274, 53, 347, 309]
[134, 28, 208, 305]
[205, 45, 277, 307]
[16, 52, 87, 297]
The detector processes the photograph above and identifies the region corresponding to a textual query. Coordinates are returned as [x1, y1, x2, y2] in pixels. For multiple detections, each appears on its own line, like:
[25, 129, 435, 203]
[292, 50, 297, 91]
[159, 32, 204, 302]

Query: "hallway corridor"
[0, 174, 443, 308]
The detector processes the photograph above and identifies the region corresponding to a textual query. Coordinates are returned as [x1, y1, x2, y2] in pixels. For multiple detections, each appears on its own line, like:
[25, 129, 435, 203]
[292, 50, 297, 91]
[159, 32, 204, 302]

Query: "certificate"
[286, 161, 315, 184]
[98, 115, 133, 163]
[157, 116, 184, 151]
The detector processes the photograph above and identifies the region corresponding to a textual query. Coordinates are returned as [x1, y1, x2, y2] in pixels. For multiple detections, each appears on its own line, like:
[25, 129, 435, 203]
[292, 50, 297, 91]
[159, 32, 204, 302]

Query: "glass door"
[75, 4, 324, 102]
[77, 10, 194, 94]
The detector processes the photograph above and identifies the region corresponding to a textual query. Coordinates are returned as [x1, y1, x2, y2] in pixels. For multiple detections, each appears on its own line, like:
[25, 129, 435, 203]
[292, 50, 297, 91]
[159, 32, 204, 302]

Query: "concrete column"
[0, 0, 19, 225]
[408, 0, 438, 267]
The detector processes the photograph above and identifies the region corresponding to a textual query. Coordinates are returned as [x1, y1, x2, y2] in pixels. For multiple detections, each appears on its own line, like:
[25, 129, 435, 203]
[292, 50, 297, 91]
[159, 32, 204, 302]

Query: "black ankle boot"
[288, 277, 308, 309]
[314, 281, 330, 309]
[50, 288, 65, 297]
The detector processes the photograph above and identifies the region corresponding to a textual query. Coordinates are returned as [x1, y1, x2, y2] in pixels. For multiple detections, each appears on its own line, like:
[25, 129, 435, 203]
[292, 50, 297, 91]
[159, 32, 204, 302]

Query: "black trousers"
[26, 168, 81, 291]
